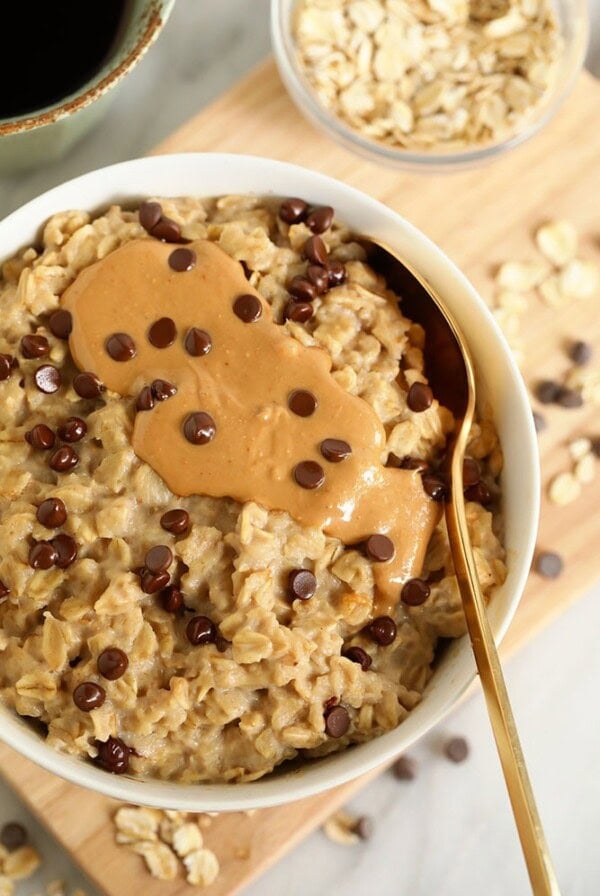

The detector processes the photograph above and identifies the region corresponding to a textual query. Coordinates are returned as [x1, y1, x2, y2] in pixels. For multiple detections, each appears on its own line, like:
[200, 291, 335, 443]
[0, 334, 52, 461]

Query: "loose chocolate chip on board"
[284, 300, 314, 323]
[161, 585, 184, 614]
[0, 580, 9, 598]
[145, 545, 173, 573]
[407, 381, 434, 412]
[366, 616, 397, 646]
[401, 578, 431, 606]
[21, 334, 49, 358]
[151, 216, 183, 243]
[293, 460, 325, 489]
[365, 534, 395, 562]
[169, 247, 196, 272]
[29, 541, 58, 569]
[160, 508, 190, 535]
[288, 389, 318, 417]
[305, 205, 334, 234]
[151, 379, 177, 401]
[73, 371, 104, 399]
[391, 755, 417, 780]
[148, 317, 177, 348]
[288, 569, 317, 601]
[140, 568, 170, 594]
[48, 309, 72, 339]
[306, 265, 329, 294]
[49, 446, 79, 473]
[462, 457, 481, 487]
[353, 816, 373, 841]
[324, 704, 350, 738]
[569, 340, 592, 366]
[536, 380, 561, 404]
[326, 259, 346, 286]
[320, 438, 352, 463]
[304, 235, 329, 266]
[0, 353, 13, 380]
[73, 681, 105, 712]
[532, 411, 546, 433]
[94, 736, 133, 774]
[464, 481, 493, 505]
[98, 648, 129, 681]
[57, 416, 87, 442]
[422, 473, 447, 502]
[51, 533, 78, 569]
[279, 197, 308, 224]
[233, 294, 262, 323]
[34, 364, 61, 393]
[105, 332, 137, 361]
[36, 497, 67, 528]
[139, 200, 163, 233]
[183, 411, 216, 445]
[289, 275, 317, 302]
[184, 327, 212, 357]
[591, 438, 600, 458]
[25, 424, 55, 450]
[136, 386, 155, 411]
[535, 551, 563, 579]
[186, 615, 217, 646]
[342, 646, 372, 671]
[556, 386, 583, 408]
[444, 736, 469, 763]
[0, 821, 27, 851]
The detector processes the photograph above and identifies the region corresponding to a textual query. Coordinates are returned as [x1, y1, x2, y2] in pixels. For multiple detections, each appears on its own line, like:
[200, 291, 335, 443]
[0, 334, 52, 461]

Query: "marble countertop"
[0, 3, 599, 895]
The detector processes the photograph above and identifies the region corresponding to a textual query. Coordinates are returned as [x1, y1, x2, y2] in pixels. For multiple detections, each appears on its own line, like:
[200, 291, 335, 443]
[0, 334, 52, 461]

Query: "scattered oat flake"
[538, 274, 564, 308]
[0, 876, 14, 896]
[133, 841, 179, 881]
[496, 261, 549, 292]
[558, 259, 600, 300]
[535, 220, 578, 266]
[3, 845, 41, 880]
[114, 806, 160, 843]
[548, 471, 582, 505]
[172, 822, 203, 858]
[322, 810, 361, 846]
[183, 848, 220, 887]
[574, 453, 595, 484]
[568, 437, 591, 461]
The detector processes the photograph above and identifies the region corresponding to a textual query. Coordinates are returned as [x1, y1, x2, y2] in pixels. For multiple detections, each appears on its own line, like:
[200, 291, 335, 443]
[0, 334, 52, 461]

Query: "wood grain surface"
[1, 59, 599, 896]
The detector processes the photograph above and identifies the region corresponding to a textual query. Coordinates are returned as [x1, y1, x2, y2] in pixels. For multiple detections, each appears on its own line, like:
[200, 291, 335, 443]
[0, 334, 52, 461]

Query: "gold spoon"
[359, 237, 560, 896]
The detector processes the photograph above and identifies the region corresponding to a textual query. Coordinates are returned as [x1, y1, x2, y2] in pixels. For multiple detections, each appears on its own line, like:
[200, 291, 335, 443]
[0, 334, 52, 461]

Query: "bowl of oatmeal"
[0, 153, 538, 810]
[271, 0, 589, 169]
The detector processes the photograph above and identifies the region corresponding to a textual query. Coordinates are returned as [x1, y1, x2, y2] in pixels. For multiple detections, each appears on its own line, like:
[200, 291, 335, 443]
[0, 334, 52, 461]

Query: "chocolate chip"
[288, 569, 317, 601]
[365, 616, 397, 646]
[148, 317, 177, 348]
[36, 497, 67, 528]
[324, 703, 350, 738]
[569, 340, 592, 366]
[303, 235, 328, 266]
[407, 381, 433, 412]
[535, 551, 563, 579]
[140, 568, 170, 594]
[215, 634, 231, 653]
[145, 544, 173, 573]
[57, 416, 87, 442]
[536, 380, 560, 404]
[168, 247, 196, 272]
[184, 327, 212, 357]
[284, 300, 314, 323]
[0, 822, 27, 851]
[464, 481, 492, 505]
[73, 681, 105, 712]
[183, 411, 216, 445]
[161, 585, 184, 613]
[49, 445, 79, 473]
[288, 389, 318, 417]
[591, 437, 600, 458]
[51, 533, 78, 569]
[320, 438, 351, 463]
[293, 460, 325, 489]
[556, 386, 583, 408]
[98, 647, 129, 681]
[34, 364, 61, 394]
[25, 423, 55, 450]
[160, 508, 190, 535]
[305, 206, 334, 234]
[353, 816, 373, 841]
[186, 615, 217, 646]
[388, 454, 429, 471]
[151, 216, 183, 243]
[0, 580, 9, 598]
[0, 354, 13, 380]
[21, 334, 49, 358]
[306, 265, 329, 294]
[343, 646, 372, 671]
[326, 259, 346, 286]
[94, 736, 133, 774]
[462, 458, 480, 487]
[427, 567, 445, 584]
[68, 655, 82, 668]
[73, 372, 104, 399]
[151, 379, 177, 401]
[240, 260, 253, 280]
[29, 541, 58, 569]
[279, 197, 308, 224]
[48, 309, 72, 339]
[391, 755, 416, 781]
[289, 276, 317, 302]
[106, 332, 137, 362]
[365, 534, 395, 562]
[422, 473, 447, 502]
[532, 411, 546, 433]
[233, 294, 262, 323]
[444, 736, 469, 763]
[401, 578, 431, 606]
[139, 200, 163, 232]
[136, 386, 155, 412]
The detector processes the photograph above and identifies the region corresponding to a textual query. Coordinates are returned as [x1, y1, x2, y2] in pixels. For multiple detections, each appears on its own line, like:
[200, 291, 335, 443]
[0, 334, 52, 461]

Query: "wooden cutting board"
[1, 59, 599, 896]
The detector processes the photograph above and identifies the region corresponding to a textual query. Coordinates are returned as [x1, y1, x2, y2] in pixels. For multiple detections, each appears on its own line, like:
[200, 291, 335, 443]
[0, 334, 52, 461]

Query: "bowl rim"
[0, 0, 175, 137]
[0, 152, 540, 810]
[270, 0, 590, 171]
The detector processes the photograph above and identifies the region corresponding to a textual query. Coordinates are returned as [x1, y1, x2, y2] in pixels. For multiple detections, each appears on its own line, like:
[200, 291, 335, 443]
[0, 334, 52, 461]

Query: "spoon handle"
[446, 478, 561, 896]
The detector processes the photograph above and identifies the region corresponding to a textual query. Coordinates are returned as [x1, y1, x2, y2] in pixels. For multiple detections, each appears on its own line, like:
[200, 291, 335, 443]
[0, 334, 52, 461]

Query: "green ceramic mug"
[0, 0, 175, 175]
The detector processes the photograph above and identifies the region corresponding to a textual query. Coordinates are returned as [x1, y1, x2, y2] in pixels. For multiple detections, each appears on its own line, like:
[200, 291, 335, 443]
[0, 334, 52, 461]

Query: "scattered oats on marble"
[322, 810, 361, 846]
[3, 845, 42, 881]
[548, 470, 581, 506]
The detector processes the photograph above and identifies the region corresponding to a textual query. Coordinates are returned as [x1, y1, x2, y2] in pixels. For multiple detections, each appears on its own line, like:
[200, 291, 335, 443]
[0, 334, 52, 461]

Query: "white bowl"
[0, 153, 539, 811]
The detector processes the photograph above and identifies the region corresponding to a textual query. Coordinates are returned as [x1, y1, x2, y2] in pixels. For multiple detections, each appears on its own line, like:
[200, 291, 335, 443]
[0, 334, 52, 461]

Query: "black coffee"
[0, 1, 128, 118]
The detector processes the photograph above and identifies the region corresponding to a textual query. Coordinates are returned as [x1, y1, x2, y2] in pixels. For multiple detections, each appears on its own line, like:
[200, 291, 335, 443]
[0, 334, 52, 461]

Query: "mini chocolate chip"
[0, 822, 27, 851]
[343, 646, 372, 671]
[304, 235, 328, 266]
[305, 206, 334, 234]
[94, 736, 133, 774]
[0, 354, 13, 380]
[34, 364, 61, 394]
[324, 704, 350, 738]
[136, 386, 155, 412]
[160, 508, 190, 535]
[151, 216, 183, 243]
[288, 568, 317, 601]
[532, 411, 546, 433]
[145, 544, 173, 573]
[366, 616, 397, 646]
[148, 317, 177, 348]
[535, 551, 563, 579]
[240, 260, 253, 280]
[161, 585, 184, 613]
[73, 682, 105, 712]
[464, 481, 492, 505]
[36, 497, 67, 528]
[98, 648, 129, 681]
[422, 473, 447, 502]
[326, 260, 346, 286]
[388, 454, 429, 472]
[29, 541, 58, 569]
[391, 755, 417, 781]
[183, 411, 216, 445]
[462, 458, 480, 487]
[184, 327, 212, 357]
[140, 568, 170, 594]
[289, 275, 317, 302]
[233, 294, 262, 323]
[186, 615, 217, 646]
[536, 380, 560, 404]
[444, 736, 469, 763]
[365, 534, 395, 562]
[51, 533, 78, 569]
[569, 340, 592, 366]
[293, 460, 325, 489]
[215, 633, 231, 653]
[401, 578, 431, 606]
[279, 197, 308, 224]
[168, 247, 196, 272]
[407, 381, 434, 412]
[49, 445, 79, 473]
[21, 334, 49, 358]
[48, 309, 72, 339]
[556, 386, 583, 408]
[288, 389, 318, 417]
[0, 580, 9, 598]
[353, 816, 373, 841]
[306, 265, 329, 294]
[73, 372, 104, 399]
[427, 568, 445, 584]
[284, 300, 314, 323]
[139, 200, 163, 232]
[25, 424, 55, 450]
[151, 379, 177, 401]
[320, 438, 352, 463]
[57, 416, 87, 442]
[106, 332, 137, 362]
[69, 655, 82, 668]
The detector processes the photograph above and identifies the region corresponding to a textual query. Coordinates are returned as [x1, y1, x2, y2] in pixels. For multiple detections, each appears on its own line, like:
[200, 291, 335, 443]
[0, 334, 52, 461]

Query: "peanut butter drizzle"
[62, 238, 440, 612]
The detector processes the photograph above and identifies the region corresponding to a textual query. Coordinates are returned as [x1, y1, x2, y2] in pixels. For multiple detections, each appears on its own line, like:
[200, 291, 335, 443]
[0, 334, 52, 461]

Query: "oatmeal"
[0, 194, 506, 783]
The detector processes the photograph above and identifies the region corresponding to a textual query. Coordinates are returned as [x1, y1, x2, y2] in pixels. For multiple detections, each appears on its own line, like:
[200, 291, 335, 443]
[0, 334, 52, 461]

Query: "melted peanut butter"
[62, 238, 439, 610]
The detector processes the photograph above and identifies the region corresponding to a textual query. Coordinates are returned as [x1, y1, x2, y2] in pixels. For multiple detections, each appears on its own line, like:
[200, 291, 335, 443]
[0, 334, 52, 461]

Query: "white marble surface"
[0, 2, 599, 894]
